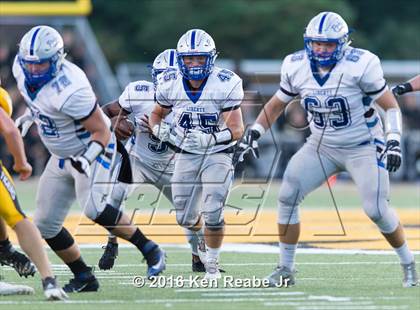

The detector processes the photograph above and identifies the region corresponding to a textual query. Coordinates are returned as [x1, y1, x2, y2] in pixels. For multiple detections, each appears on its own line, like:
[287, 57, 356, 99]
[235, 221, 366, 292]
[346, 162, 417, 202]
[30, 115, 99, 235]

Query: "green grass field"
[14, 178, 420, 212]
[1, 247, 419, 310]
[2, 178, 418, 309]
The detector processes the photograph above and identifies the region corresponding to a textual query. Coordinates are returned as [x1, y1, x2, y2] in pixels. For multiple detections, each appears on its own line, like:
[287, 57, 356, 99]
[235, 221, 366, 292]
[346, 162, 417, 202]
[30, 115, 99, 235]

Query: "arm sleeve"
[275, 58, 299, 103]
[360, 55, 387, 100]
[221, 80, 244, 112]
[60, 87, 97, 121]
[155, 84, 173, 108]
[118, 85, 134, 113]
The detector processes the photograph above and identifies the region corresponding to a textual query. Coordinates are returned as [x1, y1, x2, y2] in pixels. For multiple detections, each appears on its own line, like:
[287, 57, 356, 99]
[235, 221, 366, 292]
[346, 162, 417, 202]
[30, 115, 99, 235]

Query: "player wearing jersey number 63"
[237, 12, 417, 288]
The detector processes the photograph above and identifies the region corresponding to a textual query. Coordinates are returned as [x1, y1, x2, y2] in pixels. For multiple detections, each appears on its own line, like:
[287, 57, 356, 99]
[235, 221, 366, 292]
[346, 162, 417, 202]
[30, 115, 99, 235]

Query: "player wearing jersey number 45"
[150, 29, 244, 280]
[236, 12, 418, 288]
[98, 49, 205, 273]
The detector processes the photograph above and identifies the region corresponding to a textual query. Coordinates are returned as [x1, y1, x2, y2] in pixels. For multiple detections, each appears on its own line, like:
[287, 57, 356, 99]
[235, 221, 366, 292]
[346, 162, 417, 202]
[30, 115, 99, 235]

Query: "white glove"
[183, 129, 216, 150]
[152, 122, 171, 142]
[42, 277, 68, 301]
[138, 114, 151, 133]
[15, 112, 34, 137]
[69, 155, 91, 177]
[0, 281, 34, 295]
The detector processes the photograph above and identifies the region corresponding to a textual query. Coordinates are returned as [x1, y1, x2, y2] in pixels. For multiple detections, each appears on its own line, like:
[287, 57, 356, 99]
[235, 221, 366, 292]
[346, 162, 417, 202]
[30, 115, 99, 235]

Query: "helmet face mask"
[303, 12, 350, 67]
[18, 25, 65, 88]
[176, 29, 217, 81]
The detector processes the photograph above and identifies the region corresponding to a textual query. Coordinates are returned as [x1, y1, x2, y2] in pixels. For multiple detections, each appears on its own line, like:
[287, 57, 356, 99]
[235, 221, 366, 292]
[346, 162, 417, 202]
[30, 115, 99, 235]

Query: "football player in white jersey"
[150, 29, 244, 279]
[13, 26, 165, 293]
[98, 49, 207, 272]
[0, 85, 67, 300]
[237, 12, 418, 288]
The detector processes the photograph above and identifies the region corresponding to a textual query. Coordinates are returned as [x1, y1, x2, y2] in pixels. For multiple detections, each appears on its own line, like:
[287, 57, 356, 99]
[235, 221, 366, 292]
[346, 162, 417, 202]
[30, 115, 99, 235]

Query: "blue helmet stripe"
[191, 30, 196, 49]
[30, 27, 41, 56]
[318, 12, 329, 34]
[169, 50, 174, 66]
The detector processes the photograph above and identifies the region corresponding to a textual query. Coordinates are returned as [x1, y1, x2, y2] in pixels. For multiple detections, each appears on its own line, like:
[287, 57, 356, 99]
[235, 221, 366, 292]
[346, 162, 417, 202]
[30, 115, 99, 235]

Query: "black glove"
[233, 129, 261, 165]
[70, 156, 90, 177]
[384, 140, 402, 172]
[392, 83, 413, 96]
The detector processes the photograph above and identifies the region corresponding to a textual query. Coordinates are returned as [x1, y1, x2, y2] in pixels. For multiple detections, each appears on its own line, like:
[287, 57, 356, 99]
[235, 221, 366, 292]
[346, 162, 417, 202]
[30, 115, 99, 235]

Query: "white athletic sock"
[206, 246, 220, 262]
[395, 242, 414, 265]
[279, 242, 297, 270]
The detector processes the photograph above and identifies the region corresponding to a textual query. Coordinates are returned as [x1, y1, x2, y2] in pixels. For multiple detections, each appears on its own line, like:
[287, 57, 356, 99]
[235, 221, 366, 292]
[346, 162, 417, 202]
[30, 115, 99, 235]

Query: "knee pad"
[371, 207, 399, 234]
[94, 204, 123, 231]
[277, 203, 300, 225]
[45, 227, 75, 251]
[205, 220, 225, 231]
[176, 212, 200, 228]
[277, 179, 302, 225]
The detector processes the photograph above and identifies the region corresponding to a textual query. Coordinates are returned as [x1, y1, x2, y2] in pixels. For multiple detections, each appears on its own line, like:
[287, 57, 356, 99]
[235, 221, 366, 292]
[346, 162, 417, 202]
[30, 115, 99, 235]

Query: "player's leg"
[0, 163, 67, 299]
[172, 153, 204, 265]
[98, 151, 129, 270]
[345, 144, 418, 287]
[0, 217, 35, 277]
[80, 147, 165, 278]
[154, 162, 206, 272]
[0, 164, 35, 277]
[200, 153, 234, 279]
[35, 157, 96, 294]
[266, 141, 339, 287]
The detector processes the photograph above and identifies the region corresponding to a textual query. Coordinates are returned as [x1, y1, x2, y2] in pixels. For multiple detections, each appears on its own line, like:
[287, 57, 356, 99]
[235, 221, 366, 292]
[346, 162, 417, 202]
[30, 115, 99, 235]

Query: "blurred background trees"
[90, 0, 420, 67]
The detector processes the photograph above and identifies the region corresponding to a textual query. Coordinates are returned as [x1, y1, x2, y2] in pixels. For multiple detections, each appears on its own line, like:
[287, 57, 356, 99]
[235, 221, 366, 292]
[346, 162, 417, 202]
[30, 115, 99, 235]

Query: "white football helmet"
[151, 49, 178, 85]
[18, 25, 65, 87]
[176, 29, 217, 80]
[304, 12, 350, 66]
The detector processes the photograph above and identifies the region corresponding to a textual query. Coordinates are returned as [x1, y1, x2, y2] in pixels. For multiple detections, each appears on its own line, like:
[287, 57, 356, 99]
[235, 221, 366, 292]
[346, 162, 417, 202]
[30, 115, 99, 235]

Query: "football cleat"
[144, 246, 166, 278]
[0, 245, 36, 277]
[204, 258, 221, 280]
[42, 277, 68, 300]
[98, 242, 119, 270]
[265, 265, 296, 287]
[192, 254, 206, 272]
[401, 262, 419, 288]
[63, 273, 99, 293]
[0, 281, 34, 295]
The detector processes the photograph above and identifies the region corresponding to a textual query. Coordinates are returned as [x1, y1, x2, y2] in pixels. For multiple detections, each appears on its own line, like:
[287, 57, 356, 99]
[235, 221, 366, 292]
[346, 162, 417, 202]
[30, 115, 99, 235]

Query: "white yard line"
[74, 243, 420, 255]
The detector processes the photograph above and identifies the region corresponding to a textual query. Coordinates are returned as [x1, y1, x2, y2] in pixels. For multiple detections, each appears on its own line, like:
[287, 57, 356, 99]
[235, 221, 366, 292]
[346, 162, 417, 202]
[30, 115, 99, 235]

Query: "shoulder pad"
[290, 50, 306, 62]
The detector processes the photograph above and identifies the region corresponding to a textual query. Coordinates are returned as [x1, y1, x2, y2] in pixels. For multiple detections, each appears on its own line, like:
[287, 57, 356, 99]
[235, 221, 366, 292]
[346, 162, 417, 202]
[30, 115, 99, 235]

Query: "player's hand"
[70, 156, 91, 177]
[13, 162, 33, 181]
[233, 129, 261, 165]
[183, 129, 215, 150]
[152, 122, 171, 142]
[42, 277, 68, 301]
[392, 83, 412, 96]
[384, 140, 402, 172]
[15, 114, 34, 137]
[138, 114, 151, 133]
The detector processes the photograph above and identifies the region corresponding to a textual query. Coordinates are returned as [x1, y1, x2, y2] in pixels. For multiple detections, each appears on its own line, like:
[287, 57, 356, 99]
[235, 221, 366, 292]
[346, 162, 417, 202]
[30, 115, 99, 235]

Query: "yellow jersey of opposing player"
[0, 86, 27, 227]
[276, 47, 387, 148]
[0, 86, 13, 117]
[156, 66, 244, 154]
